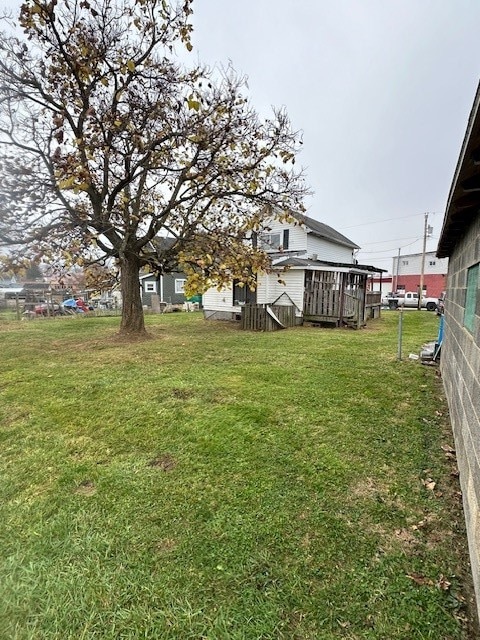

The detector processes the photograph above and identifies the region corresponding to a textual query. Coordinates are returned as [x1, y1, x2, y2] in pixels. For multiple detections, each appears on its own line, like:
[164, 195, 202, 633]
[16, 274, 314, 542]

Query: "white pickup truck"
[384, 292, 438, 312]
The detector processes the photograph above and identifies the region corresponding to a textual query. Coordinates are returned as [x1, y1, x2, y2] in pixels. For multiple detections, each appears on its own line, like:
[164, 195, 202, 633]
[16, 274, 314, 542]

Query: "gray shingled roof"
[294, 213, 359, 249]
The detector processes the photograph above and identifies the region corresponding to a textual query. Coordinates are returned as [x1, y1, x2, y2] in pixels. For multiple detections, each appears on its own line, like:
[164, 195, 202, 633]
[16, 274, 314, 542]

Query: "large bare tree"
[0, 0, 307, 336]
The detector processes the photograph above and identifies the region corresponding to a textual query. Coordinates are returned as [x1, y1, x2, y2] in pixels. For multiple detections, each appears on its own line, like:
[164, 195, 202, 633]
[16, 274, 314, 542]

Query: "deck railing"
[304, 289, 340, 317]
[366, 291, 382, 306]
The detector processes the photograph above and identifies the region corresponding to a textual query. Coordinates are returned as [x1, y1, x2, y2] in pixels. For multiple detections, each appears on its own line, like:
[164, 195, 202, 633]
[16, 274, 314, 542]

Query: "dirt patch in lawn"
[75, 480, 97, 496]
[148, 454, 177, 471]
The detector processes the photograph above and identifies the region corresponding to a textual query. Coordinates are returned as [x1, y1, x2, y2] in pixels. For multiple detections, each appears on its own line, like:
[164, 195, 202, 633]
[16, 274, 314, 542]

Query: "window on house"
[429, 260, 436, 266]
[257, 230, 290, 251]
[175, 278, 187, 293]
[233, 279, 256, 306]
[464, 263, 479, 333]
[144, 281, 156, 293]
[175, 279, 186, 294]
[258, 232, 282, 250]
[402, 260, 409, 266]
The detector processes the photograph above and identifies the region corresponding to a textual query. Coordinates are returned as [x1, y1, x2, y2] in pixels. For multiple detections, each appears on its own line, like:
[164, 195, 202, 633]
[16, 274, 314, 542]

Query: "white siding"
[306, 234, 354, 263]
[203, 270, 304, 316]
[260, 218, 308, 254]
[263, 217, 355, 262]
[202, 284, 235, 312]
[392, 252, 449, 276]
[257, 270, 304, 313]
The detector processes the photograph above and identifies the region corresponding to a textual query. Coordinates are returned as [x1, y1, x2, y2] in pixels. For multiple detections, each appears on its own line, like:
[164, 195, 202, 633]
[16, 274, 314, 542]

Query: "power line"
[360, 235, 420, 246]
[339, 211, 441, 231]
[357, 237, 423, 254]
[358, 257, 392, 263]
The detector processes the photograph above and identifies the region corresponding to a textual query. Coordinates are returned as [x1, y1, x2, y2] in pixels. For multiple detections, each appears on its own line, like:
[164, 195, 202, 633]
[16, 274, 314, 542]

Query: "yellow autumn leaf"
[187, 99, 200, 112]
[127, 60, 135, 72]
[57, 177, 76, 190]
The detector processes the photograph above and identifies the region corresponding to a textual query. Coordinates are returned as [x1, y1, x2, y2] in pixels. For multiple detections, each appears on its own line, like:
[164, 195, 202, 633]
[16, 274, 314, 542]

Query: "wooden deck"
[241, 278, 382, 331]
[303, 270, 373, 328]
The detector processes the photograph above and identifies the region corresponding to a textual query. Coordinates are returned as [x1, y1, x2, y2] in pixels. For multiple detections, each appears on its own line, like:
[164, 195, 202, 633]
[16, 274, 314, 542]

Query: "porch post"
[338, 273, 346, 327]
[357, 275, 367, 329]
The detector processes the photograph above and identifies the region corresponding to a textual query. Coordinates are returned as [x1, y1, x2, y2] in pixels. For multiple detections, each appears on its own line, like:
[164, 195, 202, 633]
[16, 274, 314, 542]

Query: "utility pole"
[418, 213, 433, 310]
[394, 247, 401, 293]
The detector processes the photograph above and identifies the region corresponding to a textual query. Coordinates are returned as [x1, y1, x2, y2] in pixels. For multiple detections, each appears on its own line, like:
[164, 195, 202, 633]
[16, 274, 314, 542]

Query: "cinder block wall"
[440, 216, 480, 614]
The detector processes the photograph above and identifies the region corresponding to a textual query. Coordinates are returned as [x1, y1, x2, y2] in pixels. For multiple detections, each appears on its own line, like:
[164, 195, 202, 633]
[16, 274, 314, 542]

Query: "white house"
[203, 213, 384, 327]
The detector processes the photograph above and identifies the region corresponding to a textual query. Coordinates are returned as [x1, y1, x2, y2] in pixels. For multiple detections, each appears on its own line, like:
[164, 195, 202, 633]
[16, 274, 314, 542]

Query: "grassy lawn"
[0, 310, 475, 639]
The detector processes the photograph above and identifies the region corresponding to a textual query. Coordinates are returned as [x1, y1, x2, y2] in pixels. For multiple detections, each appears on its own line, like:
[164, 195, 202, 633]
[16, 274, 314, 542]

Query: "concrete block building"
[437, 82, 480, 617]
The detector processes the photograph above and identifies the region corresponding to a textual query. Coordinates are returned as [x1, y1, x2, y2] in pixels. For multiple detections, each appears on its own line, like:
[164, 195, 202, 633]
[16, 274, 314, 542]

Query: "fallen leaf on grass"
[441, 444, 456, 459]
[441, 443, 455, 454]
[437, 574, 452, 591]
[422, 478, 437, 491]
[407, 573, 434, 587]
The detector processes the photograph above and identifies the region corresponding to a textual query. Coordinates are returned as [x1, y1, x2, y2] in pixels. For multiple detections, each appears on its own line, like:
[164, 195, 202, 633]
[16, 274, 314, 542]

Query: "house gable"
[259, 214, 358, 263]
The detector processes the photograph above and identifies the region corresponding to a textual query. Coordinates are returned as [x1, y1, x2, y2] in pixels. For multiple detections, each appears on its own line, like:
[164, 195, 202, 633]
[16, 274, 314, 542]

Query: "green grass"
[0, 311, 475, 639]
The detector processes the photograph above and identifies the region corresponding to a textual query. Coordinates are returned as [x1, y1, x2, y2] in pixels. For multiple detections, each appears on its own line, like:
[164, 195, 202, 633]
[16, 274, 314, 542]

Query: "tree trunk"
[118, 253, 147, 336]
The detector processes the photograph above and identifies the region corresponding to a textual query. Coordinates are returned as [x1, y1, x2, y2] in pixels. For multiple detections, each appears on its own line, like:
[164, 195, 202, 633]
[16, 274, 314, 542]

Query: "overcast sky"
[189, 0, 480, 270]
[2, 1, 480, 272]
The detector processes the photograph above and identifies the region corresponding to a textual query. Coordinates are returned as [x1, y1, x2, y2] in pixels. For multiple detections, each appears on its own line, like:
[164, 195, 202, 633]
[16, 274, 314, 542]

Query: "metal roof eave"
[437, 80, 480, 258]
[272, 256, 386, 273]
